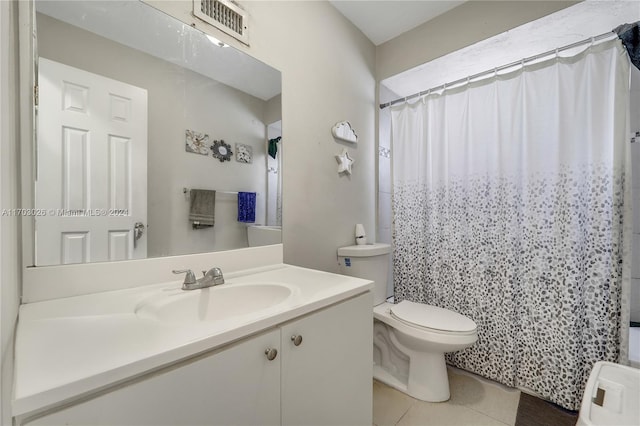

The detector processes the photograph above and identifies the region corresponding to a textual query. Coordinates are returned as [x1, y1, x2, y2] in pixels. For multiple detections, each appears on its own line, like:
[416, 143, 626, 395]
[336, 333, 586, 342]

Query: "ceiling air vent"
[193, 0, 249, 45]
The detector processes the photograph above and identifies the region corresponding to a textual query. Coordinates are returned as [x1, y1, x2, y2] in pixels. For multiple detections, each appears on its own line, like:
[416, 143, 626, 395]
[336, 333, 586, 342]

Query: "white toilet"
[338, 243, 478, 402]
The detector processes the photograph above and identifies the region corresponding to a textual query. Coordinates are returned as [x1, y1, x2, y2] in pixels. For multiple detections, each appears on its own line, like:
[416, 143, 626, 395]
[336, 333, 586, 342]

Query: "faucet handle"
[172, 269, 197, 285]
[205, 267, 224, 285]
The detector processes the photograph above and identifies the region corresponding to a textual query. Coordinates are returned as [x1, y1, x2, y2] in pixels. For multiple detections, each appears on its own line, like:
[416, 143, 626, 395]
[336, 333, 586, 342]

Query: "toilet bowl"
[374, 301, 477, 401]
[338, 243, 478, 402]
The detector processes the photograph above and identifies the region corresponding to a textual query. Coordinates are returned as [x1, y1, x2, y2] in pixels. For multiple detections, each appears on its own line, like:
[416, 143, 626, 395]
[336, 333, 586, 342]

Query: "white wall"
[0, 1, 22, 424]
[248, 1, 376, 272]
[37, 14, 270, 258]
[377, 85, 393, 299]
[631, 66, 640, 323]
[147, 0, 377, 273]
[264, 94, 282, 130]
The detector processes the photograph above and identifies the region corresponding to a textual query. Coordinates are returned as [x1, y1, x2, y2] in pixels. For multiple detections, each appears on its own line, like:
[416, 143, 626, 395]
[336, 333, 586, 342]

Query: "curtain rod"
[379, 31, 617, 110]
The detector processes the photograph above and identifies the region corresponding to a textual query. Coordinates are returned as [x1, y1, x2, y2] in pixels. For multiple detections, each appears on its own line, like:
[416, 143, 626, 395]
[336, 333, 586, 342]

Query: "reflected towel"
[189, 189, 215, 227]
[268, 136, 281, 159]
[237, 192, 256, 223]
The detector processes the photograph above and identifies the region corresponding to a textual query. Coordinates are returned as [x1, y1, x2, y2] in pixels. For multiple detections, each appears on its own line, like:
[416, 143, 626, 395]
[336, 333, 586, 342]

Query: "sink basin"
[135, 283, 294, 323]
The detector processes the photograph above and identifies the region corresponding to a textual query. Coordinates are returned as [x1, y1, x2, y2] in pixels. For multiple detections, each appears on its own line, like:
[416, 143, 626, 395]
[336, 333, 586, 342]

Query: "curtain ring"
[424, 88, 431, 103]
[555, 48, 559, 60]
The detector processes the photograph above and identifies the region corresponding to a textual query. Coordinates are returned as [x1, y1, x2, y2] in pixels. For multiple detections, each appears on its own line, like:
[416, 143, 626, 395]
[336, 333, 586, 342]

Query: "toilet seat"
[390, 301, 477, 336]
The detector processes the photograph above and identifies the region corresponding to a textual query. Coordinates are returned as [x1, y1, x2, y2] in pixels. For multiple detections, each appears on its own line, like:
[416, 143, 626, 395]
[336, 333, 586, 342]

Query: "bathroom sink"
[135, 283, 294, 324]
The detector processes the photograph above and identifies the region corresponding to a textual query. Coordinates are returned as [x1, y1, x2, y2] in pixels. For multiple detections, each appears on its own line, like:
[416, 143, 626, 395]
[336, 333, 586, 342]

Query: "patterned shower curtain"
[390, 39, 631, 410]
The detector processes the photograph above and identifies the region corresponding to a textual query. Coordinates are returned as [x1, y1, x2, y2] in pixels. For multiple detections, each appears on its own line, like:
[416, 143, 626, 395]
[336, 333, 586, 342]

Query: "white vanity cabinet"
[23, 328, 282, 426]
[20, 293, 373, 426]
[281, 291, 372, 426]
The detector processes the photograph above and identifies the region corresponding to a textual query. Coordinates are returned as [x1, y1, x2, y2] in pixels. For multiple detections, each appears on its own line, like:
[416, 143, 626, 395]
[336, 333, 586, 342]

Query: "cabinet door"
[280, 293, 373, 426]
[24, 329, 281, 426]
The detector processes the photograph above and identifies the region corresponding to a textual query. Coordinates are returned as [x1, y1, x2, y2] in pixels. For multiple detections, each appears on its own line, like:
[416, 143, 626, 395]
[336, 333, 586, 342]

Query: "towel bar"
[183, 187, 258, 196]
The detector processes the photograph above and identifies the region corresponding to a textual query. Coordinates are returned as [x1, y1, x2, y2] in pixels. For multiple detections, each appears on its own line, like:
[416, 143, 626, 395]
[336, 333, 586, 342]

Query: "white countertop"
[13, 264, 373, 416]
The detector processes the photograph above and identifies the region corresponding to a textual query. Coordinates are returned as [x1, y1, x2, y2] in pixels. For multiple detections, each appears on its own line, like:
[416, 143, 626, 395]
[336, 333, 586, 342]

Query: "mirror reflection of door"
[36, 58, 148, 266]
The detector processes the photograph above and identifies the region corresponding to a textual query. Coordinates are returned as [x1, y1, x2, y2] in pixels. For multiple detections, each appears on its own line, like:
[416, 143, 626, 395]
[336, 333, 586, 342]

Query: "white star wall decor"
[335, 148, 354, 175]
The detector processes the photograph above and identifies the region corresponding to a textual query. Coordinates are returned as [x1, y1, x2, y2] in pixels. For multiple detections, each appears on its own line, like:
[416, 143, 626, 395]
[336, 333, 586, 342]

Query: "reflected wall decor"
[185, 130, 211, 156]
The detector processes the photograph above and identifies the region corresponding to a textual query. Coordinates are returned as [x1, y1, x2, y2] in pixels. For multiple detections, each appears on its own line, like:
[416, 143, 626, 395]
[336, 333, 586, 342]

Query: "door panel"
[108, 230, 130, 261]
[36, 58, 147, 265]
[61, 232, 88, 264]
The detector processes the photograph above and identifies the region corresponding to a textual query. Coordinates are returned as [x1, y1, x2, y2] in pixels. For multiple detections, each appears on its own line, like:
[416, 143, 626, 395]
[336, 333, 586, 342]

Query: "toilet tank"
[337, 243, 390, 306]
[247, 225, 282, 247]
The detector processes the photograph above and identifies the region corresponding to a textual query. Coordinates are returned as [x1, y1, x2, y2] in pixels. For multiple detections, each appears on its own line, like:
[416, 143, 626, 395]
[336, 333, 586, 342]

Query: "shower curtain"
[390, 39, 631, 410]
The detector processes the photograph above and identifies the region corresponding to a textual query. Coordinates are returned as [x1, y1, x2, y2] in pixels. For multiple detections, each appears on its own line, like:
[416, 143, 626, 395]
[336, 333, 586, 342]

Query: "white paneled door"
[36, 58, 147, 266]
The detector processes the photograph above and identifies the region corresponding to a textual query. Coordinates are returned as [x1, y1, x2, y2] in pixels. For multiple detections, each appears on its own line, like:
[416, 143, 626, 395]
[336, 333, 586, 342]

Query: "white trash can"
[577, 361, 639, 426]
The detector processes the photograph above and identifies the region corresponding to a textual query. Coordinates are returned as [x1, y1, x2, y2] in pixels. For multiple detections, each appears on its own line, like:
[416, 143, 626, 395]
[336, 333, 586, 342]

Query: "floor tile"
[396, 400, 508, 426]
[514, 392, 578, 426]
[447, 368, 521, 425]
[373, 380, 415, 426]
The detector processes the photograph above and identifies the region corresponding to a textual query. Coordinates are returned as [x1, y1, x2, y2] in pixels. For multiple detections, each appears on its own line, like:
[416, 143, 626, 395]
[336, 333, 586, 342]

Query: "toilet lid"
[390, 301, 477, 333]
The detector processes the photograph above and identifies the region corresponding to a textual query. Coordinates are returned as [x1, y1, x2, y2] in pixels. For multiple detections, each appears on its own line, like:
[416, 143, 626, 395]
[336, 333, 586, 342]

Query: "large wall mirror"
[31, 0, 282, 266]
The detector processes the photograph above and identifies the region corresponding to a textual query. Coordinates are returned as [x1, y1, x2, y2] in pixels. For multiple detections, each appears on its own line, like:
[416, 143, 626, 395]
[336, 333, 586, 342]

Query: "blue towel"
[237, 192, 256, 223]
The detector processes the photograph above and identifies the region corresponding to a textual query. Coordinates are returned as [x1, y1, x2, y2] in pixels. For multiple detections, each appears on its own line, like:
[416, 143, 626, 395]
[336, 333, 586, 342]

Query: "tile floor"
[373, 367, 522, 426]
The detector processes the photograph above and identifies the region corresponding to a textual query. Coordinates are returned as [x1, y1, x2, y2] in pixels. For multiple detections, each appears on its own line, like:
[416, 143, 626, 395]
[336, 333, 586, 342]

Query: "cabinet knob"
[265, 348, 278, 361]
[291, 335, 303, 346]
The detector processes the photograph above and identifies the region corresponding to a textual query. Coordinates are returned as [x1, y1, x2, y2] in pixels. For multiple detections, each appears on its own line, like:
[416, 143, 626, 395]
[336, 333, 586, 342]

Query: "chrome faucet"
[172, 267, 225, 290]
